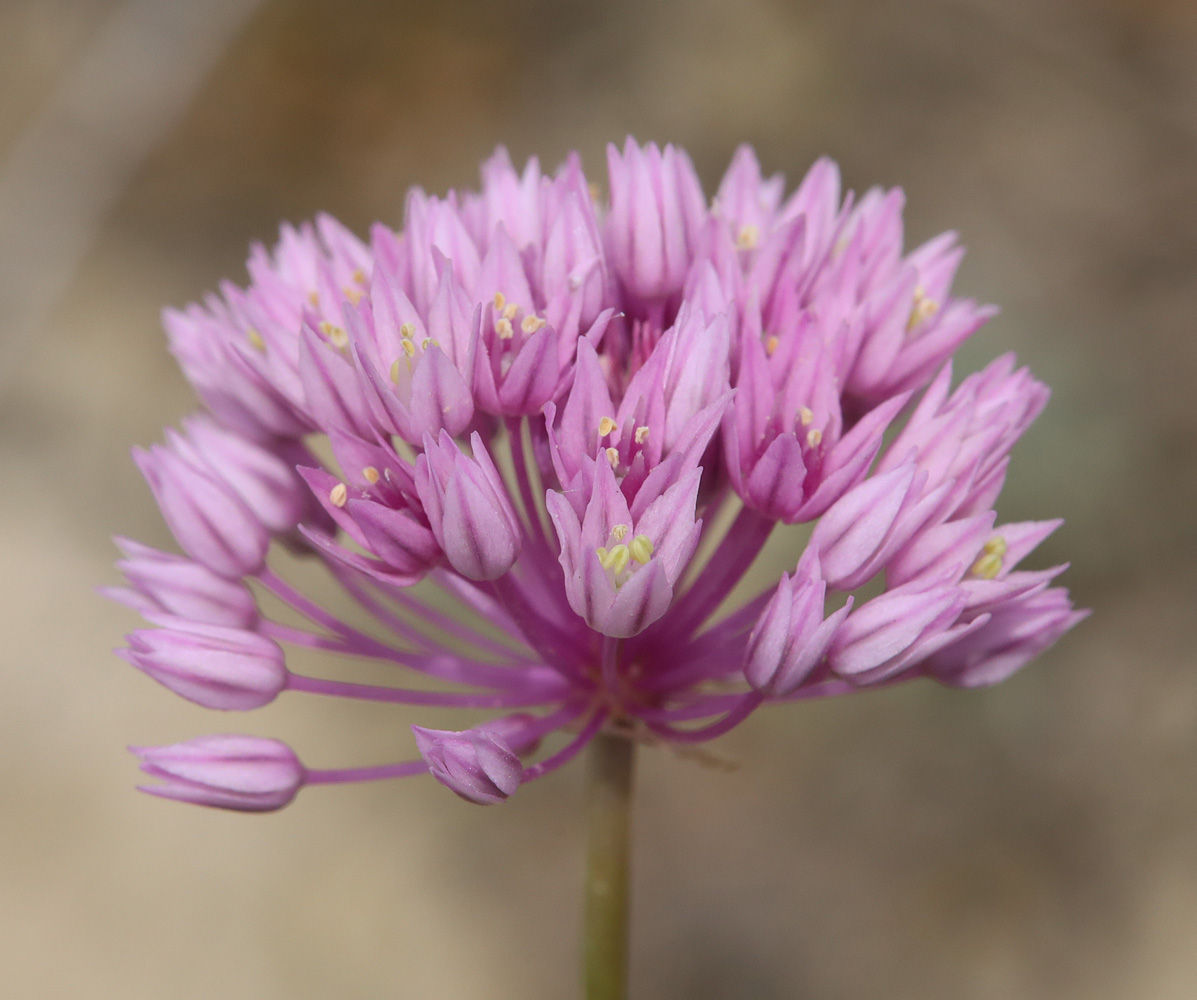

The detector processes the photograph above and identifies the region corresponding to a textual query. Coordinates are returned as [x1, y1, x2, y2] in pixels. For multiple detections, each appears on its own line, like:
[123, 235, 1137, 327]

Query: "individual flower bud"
[546, 458, 701, 638]
[415, 431, 521, 580]
[121, 616, 287, 710]
[925, 588, 1087, 689]
[713, 145, 785, 242]
[106, 538, 260, 628]
[605, 138, 706, 305]
[828, 580, 967, 684]
[162, 303, 310, 443]
[133, 442, 269, 579]
[744, 558, 851, 696]
[169, 415, 314, 535]
[411, 725, 523, 805]
[131, 735, 304, 812]
[808, 462, 943, 590]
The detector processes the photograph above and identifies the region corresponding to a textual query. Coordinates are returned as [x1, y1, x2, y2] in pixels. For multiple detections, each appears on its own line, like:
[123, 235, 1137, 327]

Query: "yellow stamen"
[352, 268, 367, 286]
[736, 224, 760, 250]
[605, 447, 619, 468]
[806, 428, 823, 448]
[629, 534, 654, 565]
[970, 552, 1003, 580]
[765, 335, 779, 356]
[634, 425, 650, 445]
[390, 359, 403, 384]
[246, 327, 266, 352]
[600, 544, 630, 575]
[493, 291, 506, 311]
[421, 338, 434, 351]
[319, 321, 349, 349]
[798, 406, 814, 426]
[399, 322, 415, 340]
[307, 290, 319, 306]
[502, 302, 518, 321]
[598, 416, 618, 438]
[362, 466, 380, 484]
[329, 482, 348, 508]
[611, 524, 629, 542]
[521, 314, 545, 334]
[595, 546, 608, 563]
[983, 536, 1008, 558]
[401, 339, 417, 357]
[495, 318, 514, 340]
[588, 182, 602, 203]
[343, 287, 363, 306]
[907, 285, 939, 331]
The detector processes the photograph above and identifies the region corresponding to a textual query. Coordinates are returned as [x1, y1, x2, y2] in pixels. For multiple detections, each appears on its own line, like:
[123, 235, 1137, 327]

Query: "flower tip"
[412, 725, 523, 806]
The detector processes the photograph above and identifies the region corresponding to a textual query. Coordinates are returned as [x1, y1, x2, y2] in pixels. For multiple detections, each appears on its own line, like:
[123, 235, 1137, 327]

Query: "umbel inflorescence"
[110, 141, 1084, 810]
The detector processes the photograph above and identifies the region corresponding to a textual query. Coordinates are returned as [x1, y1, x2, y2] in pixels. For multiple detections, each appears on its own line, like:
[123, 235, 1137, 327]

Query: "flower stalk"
[584, 729, 636, 1000]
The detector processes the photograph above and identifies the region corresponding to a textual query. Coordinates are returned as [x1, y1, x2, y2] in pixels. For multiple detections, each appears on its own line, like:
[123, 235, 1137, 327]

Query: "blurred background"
[1, 0, 1195, 997]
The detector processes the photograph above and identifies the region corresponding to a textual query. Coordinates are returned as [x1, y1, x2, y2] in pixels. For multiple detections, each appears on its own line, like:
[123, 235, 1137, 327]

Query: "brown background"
[1, 1, 1195, 997]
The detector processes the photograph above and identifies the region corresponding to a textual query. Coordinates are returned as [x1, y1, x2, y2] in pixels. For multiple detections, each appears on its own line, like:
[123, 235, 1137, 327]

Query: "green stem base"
[583, 730, 635, 1000]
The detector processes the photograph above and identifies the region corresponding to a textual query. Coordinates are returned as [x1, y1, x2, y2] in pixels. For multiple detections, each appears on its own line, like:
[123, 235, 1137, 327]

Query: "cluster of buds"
[109, 140, 1084, 810]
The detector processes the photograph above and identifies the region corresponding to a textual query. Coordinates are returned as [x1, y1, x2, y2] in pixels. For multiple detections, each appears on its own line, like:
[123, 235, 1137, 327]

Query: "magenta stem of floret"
[663, 507, 775, 639]
[259, 572, 550, 689]
[333, 565, 525, 661]
[429, 569, 532, 650]
[644, 691, 765, 743]
[488, 573, 593, 671]
[505, 416, 553, 550]
[305, 760, 427, 785]
[521, 708, 609, 783]
[285, 673, 568, 709]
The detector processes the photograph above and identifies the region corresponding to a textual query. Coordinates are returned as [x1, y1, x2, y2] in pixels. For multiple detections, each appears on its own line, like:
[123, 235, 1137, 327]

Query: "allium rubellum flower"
[115, 141, 1084, 810]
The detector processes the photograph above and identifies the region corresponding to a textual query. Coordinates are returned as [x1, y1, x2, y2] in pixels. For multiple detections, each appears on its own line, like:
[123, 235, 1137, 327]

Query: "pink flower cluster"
[111, 141, 1084, 810]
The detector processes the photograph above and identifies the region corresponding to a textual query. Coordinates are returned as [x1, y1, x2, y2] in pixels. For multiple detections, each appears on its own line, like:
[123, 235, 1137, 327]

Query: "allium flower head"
[115, 141, 1084, 809]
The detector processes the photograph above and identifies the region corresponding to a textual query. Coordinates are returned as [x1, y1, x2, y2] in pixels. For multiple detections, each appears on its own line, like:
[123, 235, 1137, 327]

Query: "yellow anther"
[907, 285, 939, 331]
[599, 416, 618, 437]
[390, 359, 403, 384]
[629, 534, 654, 565]
[983, 536, 1008, 558]
[495, 318, 514, 340]
[736, 224, 760, 250]
[605, 446, 620, 468]
[521, 314, 546, 334]
[362, 466, 380, 484]
[611, 523, 629, 541]
[307, 290, 319, 306]
[502, 302, 518, 321]
[399, 322, 416, 340]
[246, 327, 266, 352]
[799, 406, 815, 426]
[595, 546, 608, 563]
[588, 182, 602, 203]
[765, 335, 779, 356]
[343, 287, 363, 306]
[352, 268, 367, 286]
[401, 339, 417, 357]
[600, 544, 631, 575]
[634, 425, 650, 445]
[421, 338, 434, 351]
[493, 291, 506, 311]
[329, 482, 348, 508]
[806, 428, 823, 448]
[970, 552, 1003, 580]
[319, 321, 349, 349]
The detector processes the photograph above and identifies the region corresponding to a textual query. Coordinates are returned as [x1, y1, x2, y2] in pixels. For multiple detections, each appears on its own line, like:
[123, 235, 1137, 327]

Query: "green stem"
[583, 729, 635, 1000]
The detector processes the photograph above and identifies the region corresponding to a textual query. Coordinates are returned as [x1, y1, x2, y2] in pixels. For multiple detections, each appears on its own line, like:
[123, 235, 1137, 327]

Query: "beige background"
[1, 0, 1195, 997]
